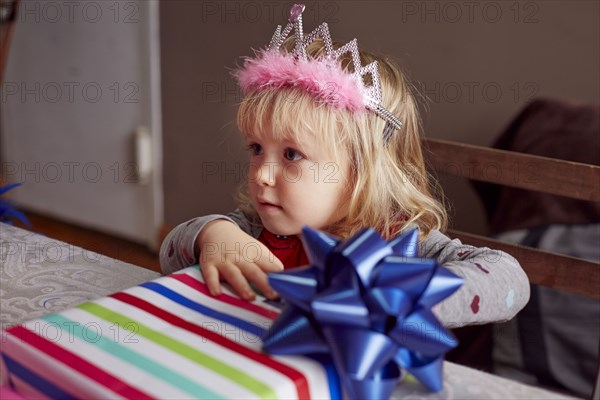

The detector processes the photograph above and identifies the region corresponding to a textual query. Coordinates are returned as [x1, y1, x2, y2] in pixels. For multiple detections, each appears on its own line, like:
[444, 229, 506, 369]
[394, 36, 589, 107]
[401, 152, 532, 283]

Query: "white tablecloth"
[0, 223, 159, 330]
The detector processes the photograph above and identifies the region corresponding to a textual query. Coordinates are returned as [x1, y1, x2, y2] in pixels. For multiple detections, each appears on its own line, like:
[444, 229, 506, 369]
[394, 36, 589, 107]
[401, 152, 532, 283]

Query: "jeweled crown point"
[289, 4, 305, 22]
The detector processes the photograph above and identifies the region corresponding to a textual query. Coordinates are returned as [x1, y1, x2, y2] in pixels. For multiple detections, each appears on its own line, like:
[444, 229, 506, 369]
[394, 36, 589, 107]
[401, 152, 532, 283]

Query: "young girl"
[160, 4, 529, 328]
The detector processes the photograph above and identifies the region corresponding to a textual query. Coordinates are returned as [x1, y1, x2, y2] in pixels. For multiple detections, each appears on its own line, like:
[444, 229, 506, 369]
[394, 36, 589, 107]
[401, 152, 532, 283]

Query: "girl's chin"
[260, 219, 301, 237]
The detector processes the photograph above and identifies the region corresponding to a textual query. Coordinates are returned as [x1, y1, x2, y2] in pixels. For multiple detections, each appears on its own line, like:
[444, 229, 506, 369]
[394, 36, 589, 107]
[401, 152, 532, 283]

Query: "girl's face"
[245, 128, 351, 236]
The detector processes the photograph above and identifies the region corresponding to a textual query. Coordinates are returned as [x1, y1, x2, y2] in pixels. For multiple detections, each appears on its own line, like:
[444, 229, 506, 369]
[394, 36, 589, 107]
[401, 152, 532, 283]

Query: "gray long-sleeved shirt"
[160, 209, 530, 328]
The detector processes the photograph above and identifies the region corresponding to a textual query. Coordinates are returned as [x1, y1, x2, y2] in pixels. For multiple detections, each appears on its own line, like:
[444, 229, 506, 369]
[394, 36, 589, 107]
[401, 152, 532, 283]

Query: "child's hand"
[196, 220, 284, 301]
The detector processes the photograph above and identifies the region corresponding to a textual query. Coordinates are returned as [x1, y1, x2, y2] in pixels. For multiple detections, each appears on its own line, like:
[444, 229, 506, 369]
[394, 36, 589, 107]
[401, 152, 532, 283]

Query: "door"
[1, 0, 163, 249]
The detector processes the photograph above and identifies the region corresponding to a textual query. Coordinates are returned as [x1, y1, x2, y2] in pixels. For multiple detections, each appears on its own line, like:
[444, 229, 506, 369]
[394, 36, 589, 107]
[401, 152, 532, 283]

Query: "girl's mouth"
[257, 200, 283, 212]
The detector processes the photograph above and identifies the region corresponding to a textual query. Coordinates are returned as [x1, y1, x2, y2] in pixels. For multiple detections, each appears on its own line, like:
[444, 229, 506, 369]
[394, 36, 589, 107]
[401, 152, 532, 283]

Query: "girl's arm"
[420, 230, 530, 328]
[159, 209, 261, 275]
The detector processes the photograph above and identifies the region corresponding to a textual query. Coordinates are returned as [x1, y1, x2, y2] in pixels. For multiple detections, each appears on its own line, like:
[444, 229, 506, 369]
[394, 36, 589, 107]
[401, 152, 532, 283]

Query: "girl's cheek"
[247, 164, 259, 183]
[282, 163, 303, 183]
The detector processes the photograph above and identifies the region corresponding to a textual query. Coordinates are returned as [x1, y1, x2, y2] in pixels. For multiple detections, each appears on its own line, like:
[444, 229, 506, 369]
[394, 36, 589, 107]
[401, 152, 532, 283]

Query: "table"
[0, 223, 577, 399]
[0, 223, 159, 330]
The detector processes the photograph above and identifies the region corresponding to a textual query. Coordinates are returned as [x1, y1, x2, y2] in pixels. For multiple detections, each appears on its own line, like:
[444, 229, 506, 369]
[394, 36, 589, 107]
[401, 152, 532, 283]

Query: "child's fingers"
[239, 261, 278, 299]
[219, 262, 256, 301]
[200, 263, 222, 297]
[255, 247, 284, 272]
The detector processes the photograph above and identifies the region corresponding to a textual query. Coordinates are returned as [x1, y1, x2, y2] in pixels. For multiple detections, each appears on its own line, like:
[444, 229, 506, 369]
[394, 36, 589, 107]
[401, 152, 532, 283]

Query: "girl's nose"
[254, 161, 278, 186]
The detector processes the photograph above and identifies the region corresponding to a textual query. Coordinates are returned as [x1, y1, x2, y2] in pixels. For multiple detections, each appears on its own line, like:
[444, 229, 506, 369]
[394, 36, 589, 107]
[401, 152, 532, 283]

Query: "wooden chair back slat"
[425, 138, 600, 202]
[448, 229, 600, 299]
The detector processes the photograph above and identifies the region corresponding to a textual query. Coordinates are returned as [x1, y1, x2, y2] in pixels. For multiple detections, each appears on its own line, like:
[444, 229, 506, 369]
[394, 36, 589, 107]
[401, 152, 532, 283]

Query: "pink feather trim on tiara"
[234, 51, 367, 113]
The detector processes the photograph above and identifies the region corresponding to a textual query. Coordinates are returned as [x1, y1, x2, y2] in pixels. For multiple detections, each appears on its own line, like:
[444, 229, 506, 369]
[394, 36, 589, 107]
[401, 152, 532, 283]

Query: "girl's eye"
[284, 148, 303, 161]
[246, 143, 262, 155]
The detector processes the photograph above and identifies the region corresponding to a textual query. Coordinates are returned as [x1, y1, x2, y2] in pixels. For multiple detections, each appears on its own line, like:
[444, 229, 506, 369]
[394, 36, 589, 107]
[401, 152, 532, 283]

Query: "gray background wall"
[160, 0, 600, 234]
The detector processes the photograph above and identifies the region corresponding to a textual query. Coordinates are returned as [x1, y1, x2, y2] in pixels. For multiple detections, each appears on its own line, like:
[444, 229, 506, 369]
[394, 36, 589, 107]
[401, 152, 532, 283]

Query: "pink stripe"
[170, 272, 280, 320]
[6, 326, 154, 400]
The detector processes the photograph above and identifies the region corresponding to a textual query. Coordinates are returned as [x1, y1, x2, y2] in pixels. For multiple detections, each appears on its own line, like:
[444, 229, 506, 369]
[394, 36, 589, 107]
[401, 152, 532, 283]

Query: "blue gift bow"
[262, 226, 463, 399]
[0, 183, 30, 226]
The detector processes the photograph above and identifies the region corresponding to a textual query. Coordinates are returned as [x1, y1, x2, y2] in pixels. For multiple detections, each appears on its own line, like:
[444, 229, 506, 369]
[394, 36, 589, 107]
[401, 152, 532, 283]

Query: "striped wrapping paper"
[0, 267, 341, 399]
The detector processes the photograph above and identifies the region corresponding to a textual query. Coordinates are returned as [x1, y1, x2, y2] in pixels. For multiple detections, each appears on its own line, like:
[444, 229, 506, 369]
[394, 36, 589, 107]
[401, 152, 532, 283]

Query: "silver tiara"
[237, 4, 403, 143]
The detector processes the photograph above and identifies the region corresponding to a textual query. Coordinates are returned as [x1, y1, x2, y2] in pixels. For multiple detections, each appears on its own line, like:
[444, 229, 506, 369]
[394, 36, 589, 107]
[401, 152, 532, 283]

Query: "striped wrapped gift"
[0, 267, 341, 399]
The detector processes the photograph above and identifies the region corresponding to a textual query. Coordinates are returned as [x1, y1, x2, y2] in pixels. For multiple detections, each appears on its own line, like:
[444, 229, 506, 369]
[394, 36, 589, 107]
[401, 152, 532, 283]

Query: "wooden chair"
[425, 138, 599, 299]
[424, 137, 600, 399]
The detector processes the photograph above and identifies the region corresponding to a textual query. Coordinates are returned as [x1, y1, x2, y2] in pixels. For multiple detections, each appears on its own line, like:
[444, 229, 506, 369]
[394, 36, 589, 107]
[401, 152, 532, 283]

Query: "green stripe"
[41, 314, 221, 399]
[78, 302, 276, 399]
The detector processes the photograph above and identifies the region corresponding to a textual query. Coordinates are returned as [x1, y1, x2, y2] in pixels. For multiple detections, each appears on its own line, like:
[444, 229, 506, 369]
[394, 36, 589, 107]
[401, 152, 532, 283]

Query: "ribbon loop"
[300, 226, 338, 269]
[263, 306, 329, 354]
[337, 228, 393, 287]
[268, 265, 320, 312]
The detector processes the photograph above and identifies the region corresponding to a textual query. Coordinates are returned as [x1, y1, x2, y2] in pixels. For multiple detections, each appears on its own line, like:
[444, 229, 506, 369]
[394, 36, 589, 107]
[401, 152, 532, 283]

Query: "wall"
[1, 0, 163, 247]
[160, 0, 600, 233]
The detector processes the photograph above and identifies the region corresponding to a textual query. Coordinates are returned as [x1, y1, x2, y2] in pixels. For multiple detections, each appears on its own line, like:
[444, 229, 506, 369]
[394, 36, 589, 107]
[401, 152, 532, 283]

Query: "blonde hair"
[236, 39, 447, 240]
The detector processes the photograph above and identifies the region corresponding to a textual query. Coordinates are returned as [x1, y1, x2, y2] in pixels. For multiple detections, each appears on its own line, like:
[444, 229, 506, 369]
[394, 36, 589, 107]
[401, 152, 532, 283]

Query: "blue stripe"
[143, 278, 342, 398]
[2, 354, 76, 399]
[309, 354, 343, 399]
[140, 281, 265, 337]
